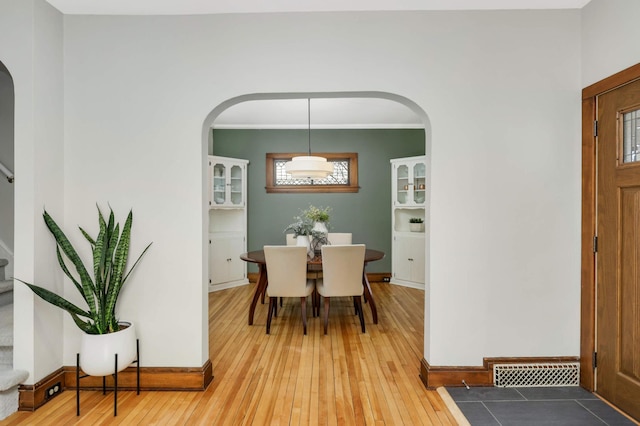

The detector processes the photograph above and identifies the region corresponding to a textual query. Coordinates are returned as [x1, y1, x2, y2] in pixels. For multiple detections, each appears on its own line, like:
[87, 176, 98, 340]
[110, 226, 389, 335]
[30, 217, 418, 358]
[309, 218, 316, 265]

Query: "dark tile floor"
[445, 386, 638, 426]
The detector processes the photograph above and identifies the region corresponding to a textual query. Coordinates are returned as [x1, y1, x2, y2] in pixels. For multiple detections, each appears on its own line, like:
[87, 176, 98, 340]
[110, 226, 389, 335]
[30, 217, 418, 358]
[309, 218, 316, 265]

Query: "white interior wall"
[0, 0, 64, 384]
[581, 0, 640, 86]
[32, 0, 65, 380]
[62, 9, 581, 368]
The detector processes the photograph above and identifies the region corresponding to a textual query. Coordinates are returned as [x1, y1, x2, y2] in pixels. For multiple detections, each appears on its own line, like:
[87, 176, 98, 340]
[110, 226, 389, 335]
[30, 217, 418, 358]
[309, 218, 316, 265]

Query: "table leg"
[249, 264, 268, 325]
[362, 269, 378, 324]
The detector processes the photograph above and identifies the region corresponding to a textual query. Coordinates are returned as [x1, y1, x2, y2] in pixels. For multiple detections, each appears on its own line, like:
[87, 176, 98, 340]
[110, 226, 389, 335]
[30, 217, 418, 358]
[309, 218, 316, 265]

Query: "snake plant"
[18, 206, 151, 334]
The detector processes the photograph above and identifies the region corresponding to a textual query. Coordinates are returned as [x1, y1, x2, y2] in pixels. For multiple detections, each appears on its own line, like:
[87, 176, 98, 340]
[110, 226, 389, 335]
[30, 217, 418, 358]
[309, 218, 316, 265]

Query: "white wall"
[582, 0, 640, 87]
[61, 9, 581, 368]
[0, 0, 64, 384]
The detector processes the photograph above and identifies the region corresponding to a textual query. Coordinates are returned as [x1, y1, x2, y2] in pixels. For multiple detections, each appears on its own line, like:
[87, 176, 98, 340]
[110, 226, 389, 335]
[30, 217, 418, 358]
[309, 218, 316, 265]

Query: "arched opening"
[0, 60, 16, 374]
[201, 91, 433, 367]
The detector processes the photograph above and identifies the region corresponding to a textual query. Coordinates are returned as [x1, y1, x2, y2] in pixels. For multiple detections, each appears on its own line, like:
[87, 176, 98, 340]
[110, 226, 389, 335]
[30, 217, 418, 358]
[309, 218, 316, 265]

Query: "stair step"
[0, 368, 28, 392]
[0, 304, 11, 347]
[0, 282, 12, 308]
[0, 348, 11, 366]
[0, 259, 7, 282]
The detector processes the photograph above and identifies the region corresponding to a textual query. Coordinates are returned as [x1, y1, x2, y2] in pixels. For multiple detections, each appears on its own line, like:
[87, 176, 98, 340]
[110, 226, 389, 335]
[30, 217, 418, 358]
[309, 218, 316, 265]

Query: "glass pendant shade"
[284, 98, 333, 179]
[285, 155, 334, 179]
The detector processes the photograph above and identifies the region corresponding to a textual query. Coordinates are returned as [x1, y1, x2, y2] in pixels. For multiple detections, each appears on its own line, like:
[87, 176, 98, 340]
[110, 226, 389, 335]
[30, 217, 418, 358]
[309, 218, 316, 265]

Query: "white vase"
[296, 235, 314, 258]
[313, 221, 328, 234]
[80, 321, 137, 376]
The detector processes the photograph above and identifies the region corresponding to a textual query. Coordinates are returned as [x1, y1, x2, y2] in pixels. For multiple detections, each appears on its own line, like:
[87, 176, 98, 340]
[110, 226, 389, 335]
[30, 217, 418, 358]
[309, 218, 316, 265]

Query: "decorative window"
[622, 108, 640, 164]
[265, 153, 359, 193]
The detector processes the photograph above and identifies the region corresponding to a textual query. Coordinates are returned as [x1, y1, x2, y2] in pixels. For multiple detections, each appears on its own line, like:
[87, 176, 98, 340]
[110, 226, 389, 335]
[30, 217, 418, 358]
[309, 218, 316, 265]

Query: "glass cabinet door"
[229, 164, 243, 205]
[396, 164, 409, 205]
[412, 161, 426, 205]
[212, 163, 226, 205]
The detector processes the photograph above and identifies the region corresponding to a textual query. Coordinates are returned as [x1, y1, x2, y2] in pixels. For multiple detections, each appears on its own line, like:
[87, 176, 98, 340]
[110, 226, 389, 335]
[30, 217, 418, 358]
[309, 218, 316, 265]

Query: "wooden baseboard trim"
[19, 359, 213, 411]
[420, 356, 580, 389]
[366, 272, 391, 282]
[18, 368, 65, 412]
[248, 272, 391, 284]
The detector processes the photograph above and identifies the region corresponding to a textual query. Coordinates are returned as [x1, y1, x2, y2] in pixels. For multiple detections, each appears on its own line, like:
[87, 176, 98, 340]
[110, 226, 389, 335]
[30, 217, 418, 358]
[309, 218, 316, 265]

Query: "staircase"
[0, 259, 28, 420]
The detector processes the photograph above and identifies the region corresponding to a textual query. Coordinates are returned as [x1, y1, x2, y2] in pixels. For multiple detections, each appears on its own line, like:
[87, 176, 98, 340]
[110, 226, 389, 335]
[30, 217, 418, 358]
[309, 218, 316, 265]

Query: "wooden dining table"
[240, 249, 385, 326]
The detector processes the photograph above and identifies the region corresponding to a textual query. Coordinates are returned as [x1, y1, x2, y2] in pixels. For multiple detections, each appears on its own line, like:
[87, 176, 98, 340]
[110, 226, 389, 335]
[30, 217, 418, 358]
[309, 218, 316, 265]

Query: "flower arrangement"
[302, 205, 331, 223]
[409, 217, 424, 223]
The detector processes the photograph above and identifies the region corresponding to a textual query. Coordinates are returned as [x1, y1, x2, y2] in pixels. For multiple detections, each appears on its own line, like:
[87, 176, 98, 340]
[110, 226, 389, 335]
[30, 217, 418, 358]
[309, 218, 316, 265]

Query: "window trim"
[266, 152, 359, 193]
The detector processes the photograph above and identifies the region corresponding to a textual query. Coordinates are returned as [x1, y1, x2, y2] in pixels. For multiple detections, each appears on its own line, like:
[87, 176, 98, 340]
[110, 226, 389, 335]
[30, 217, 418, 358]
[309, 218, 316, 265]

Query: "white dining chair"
[316, 244, 366, 335]
[264, 245, 315, 335]
[327, 233, 352, 245]
[285, 233, 296, 246]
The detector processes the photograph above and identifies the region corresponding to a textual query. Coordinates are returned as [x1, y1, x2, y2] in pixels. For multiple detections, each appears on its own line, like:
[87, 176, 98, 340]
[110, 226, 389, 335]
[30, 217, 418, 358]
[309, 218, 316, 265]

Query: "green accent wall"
[212, 128, 425, 273]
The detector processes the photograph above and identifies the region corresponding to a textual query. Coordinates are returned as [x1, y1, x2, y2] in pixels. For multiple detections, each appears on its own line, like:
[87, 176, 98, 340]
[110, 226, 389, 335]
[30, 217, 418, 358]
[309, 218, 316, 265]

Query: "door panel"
[597, 78, 640, 420]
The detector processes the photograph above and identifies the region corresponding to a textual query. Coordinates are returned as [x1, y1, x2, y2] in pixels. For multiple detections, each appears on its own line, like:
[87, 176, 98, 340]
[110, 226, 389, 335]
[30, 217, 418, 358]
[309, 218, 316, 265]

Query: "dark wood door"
[597, 78, 640, 420]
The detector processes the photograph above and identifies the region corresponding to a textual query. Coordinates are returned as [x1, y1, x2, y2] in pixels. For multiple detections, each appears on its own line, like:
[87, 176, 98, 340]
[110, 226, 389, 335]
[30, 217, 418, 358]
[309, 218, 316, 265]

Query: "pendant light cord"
[307, 98, 312, 156]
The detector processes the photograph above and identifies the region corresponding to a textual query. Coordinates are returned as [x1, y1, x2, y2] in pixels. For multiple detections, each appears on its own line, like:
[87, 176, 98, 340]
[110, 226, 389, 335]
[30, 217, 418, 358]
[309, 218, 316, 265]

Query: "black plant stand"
[76, 339, 140, 416]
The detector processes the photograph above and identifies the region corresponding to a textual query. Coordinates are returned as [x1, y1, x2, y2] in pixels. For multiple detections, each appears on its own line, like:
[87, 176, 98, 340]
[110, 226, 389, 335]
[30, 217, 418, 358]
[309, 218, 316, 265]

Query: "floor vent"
[493, 363, 580, 387]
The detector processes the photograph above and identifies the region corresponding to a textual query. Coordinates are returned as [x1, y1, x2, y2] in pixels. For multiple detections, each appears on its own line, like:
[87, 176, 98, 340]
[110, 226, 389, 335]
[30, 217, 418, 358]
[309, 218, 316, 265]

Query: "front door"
[596, 78, 640, 419]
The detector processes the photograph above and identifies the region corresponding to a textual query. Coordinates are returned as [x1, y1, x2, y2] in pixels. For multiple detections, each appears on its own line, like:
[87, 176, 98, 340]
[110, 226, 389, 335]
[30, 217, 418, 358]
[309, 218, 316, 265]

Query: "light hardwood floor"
[4, 282, 457, 425]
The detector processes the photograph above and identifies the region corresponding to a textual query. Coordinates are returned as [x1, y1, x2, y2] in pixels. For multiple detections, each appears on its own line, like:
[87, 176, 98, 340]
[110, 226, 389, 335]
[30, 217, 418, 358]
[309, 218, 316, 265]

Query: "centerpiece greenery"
[17, 206, 151, 335]
[284, 215, 313, 237]
[302, 205, 331, 223]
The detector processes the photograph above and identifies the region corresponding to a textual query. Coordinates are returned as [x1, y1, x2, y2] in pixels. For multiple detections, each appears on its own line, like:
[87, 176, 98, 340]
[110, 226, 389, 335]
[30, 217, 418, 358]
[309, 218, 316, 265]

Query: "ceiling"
[44, 0, 592, 129]
[45, 0, 592, 15]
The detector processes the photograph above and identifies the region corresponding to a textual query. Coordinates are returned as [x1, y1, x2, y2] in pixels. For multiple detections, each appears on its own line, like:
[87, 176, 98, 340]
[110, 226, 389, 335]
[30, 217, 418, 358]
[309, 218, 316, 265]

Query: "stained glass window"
[266, 153, 359, 193]
[622, 109, 640, 163]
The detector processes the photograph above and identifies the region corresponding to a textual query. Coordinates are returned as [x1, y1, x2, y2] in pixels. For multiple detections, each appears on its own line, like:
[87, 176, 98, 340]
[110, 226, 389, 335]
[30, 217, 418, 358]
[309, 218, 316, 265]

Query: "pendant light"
[284, 99, 334, 179]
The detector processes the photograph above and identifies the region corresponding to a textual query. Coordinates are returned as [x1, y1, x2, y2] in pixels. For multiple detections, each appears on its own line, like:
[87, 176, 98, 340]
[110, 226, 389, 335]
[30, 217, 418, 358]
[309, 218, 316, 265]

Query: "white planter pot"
[80, 321, 137, 376]
[296, 235, 313, 259]
[409, 223, 423, 232]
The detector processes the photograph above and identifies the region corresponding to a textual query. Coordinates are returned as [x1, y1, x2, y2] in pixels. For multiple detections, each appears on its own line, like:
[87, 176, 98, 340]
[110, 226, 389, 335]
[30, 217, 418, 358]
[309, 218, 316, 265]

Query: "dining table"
[240, 248, 385, 326]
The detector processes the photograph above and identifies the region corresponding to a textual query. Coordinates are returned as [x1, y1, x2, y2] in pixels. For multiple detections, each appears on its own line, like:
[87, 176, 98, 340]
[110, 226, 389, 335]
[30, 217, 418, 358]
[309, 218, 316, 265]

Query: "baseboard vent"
[493, 363, 579, 387]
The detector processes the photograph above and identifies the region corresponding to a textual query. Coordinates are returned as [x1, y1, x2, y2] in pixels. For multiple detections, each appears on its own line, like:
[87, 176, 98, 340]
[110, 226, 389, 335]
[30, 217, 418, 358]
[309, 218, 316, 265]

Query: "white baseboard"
[389, 279, 425, 290]
[208, 279, 250, 293]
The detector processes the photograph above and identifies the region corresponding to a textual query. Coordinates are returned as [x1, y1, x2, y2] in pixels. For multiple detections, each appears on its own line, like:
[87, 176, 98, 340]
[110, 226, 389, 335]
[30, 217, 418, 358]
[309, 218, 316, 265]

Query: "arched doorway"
[0, 61, 16, 395]
[201, 91, 432, 369]
[0, 61, 15, 297]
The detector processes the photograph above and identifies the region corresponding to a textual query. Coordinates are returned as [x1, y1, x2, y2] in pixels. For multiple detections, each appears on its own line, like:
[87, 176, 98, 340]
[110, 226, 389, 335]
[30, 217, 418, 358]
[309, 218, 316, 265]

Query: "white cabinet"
[208, 155, 249, 291]
[209, 233, 246, 290]
[390, 156, 427, 289]
[209, 156, 248, 208]
[393, 233, 425, 286]
[392, 157, 426, 207]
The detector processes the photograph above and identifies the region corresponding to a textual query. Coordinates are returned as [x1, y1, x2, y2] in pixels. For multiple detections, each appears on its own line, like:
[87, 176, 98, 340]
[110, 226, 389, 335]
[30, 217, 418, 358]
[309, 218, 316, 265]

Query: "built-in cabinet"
[209, 157, 247, 208]
[390, 156, 426, 289]
[208, 156, 249, 292]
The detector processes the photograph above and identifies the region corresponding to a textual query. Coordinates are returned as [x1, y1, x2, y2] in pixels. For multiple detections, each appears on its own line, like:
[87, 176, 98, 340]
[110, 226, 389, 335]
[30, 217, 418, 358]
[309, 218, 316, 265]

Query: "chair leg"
[312, 288, 318, 317]
[323, 297, 330, 335]
[355, 296, 365, 333]
[266, 297, 275, 334]
[301, 297, 307, 335]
